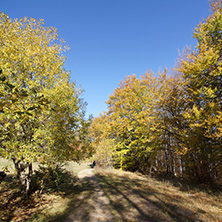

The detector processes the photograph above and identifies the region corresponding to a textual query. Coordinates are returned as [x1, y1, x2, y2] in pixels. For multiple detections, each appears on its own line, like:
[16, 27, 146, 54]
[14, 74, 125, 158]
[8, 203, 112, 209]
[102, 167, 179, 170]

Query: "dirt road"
[66, 169, 114, 222]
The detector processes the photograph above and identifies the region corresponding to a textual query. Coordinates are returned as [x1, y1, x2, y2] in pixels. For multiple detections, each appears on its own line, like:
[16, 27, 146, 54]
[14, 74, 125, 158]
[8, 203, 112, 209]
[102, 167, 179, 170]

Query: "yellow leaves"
[94, 3, 222, 178]
[0, 13, 67, 89]
[94, 69, 174, 169]
[4, 122, 11, 128]
[210, 0, 222, 12]
[202, 87, 216, 98]
[0, 12, 89, 166]
[172, 2, 222, 153]
[94, 138, 116, 165]
[191, 104, 201, 119]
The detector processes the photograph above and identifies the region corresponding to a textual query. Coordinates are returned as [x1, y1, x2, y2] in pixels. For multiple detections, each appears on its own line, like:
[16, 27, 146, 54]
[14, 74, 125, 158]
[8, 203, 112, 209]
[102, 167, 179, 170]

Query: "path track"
[66, 169, 114, 222]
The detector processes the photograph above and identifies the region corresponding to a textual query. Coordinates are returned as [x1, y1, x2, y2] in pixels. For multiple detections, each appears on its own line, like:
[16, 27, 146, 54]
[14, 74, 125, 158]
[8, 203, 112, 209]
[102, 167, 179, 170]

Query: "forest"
[90, 1, 222, 183]
[0, 1, 221, 220]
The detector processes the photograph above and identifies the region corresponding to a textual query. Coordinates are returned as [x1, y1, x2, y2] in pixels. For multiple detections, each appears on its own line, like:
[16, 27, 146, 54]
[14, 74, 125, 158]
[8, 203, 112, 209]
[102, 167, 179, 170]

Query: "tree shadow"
[36, 179, 94, 222]
[152, 173, 222, 194]
[29, 166, 98, 222]
[1, 169, 221, 221]
[98, 177, 160, 222]
[0, 169, 94, 222]
[0, 174, 37, 221]
[96, 172, 212, 222]
[31, 166, 79, 195]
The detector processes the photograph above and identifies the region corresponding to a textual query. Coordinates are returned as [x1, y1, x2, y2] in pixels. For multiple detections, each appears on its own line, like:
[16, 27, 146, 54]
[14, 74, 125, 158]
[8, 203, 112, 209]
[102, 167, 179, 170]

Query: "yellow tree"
[106, 72, 161, 172]
[0, 13, 90, 195]
[173, 0, 222, 181]
[89, 114, 115, 167]
[157, 73, 190, 176]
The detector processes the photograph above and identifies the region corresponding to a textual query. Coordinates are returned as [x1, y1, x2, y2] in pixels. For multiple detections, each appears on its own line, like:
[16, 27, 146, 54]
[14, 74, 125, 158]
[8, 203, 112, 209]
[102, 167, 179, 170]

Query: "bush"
[32, 165, 77, 194]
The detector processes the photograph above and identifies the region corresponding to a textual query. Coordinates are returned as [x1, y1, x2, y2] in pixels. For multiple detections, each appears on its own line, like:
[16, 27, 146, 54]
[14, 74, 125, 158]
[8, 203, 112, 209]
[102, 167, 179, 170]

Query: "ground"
[66, 168, 114, 222]
[65, 168, 222, 222]
[1, 160, 222, 221]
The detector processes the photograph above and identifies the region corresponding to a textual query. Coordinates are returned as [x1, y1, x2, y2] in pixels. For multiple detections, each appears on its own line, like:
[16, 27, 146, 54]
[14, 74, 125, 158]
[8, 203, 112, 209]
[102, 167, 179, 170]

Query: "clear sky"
[1, 0, 210, 117]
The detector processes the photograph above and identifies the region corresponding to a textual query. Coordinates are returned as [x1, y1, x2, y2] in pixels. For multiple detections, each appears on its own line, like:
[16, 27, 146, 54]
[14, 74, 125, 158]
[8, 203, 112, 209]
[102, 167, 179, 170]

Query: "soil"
[66, 169, 114, 222]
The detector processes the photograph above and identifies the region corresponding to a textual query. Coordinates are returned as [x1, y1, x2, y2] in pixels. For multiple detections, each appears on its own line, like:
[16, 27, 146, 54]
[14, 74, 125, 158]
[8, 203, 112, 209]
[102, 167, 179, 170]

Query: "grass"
[0, 159, 92, 222]
[0, 158, 40, 174]
[0, 158, 16, 173]
[95, 168, 222, 222]
[63, 160, 92, 174]
[30, 178, 94, 222]
[0, 158, 90, 174]
[1, 159, 222, 222]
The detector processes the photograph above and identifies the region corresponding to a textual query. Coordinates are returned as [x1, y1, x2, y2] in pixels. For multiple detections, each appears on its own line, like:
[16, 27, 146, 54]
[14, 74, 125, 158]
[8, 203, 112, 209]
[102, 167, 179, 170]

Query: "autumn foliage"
[0, 13, 91, 195]
[90, 1, 222, 182]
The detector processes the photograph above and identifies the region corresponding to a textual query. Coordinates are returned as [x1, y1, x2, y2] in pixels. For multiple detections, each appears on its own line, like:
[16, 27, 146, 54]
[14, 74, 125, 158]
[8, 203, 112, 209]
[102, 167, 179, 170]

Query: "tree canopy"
[0, 12, 92, 195]
[90, 0, 222, 182]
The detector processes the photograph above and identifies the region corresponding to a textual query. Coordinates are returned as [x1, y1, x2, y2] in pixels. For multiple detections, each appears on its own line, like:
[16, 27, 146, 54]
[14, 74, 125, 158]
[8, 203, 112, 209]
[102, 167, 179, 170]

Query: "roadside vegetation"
[0, 12, 92, 197]
[1, 162, 221, 222]
[0, 160, 92, 222]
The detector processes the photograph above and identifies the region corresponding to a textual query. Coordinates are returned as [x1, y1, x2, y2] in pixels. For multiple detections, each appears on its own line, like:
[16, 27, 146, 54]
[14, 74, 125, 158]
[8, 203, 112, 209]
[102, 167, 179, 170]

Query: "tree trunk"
[12, 158, 33, 197]
[179, 156, 184, 177]
[171, 150, 177, 176]
[165, 147, 170, 174]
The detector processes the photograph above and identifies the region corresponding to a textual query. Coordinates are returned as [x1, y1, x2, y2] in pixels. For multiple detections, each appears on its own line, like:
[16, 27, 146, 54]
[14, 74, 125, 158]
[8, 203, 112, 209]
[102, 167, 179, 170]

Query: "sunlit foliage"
[90, 1, 222, 182]
[0, 13, 91, 195]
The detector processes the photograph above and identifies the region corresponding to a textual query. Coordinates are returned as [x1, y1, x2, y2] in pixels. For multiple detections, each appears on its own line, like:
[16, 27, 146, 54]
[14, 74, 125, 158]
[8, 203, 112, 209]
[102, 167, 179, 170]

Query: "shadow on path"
[65, 169, 114, 222]
[33, 169, 219, 222]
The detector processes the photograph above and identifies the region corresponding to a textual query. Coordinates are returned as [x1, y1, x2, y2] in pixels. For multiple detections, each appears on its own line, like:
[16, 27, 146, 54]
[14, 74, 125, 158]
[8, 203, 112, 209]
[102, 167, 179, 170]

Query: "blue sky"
[2, 0, 210, 117]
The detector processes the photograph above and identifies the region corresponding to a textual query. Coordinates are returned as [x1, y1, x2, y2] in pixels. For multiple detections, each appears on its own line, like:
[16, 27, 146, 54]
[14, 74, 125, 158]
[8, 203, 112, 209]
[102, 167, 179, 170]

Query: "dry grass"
[0, 158, 40, 174]
[63, 161, 92, 174]
[1, 159, 222, 222]
[0, 159, 92, 222]
[0, 158, 91, 174]
[95, 168, 222, 222]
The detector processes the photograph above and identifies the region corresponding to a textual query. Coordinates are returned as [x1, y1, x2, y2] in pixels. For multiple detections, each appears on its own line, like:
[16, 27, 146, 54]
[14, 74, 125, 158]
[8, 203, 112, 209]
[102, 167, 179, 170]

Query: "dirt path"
[64, 168, 222, 222]
[66, 169, 114, 222]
